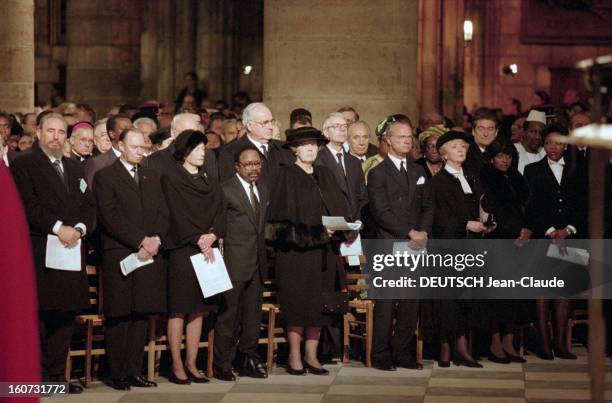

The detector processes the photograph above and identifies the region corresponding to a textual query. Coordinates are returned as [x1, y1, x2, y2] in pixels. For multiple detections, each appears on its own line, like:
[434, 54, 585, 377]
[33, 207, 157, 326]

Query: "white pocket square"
[416, 176, 426, 185]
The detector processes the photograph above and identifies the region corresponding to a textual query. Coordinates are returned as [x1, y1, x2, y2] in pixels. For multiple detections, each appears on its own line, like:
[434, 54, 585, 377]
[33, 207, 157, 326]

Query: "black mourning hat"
[283, 126, 329, 148]
[436, 130, 470, 150]
[173, 129, 207, 161]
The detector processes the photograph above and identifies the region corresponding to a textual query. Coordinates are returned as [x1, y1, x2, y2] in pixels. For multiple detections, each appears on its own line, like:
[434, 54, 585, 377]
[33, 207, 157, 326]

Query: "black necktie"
[131, 166, 140, 185]
[400, 160, 410, 184]
[52, 159, 67, 187]
[261, 145, 268, 159]
[249, 183, 260, 221]
[336, 152, 346, 175]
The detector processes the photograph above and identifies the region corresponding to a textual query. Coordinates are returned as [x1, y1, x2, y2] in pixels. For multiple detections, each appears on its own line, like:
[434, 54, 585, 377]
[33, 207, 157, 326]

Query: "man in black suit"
[146, 112, 218, 179]
[464, 108, 499, 175]
[84, 114, 133, 186]
[317, 112, 368, 222]
[367, 120, 433, 371]
[68, 122, 95, 164]
[93, 129, 170, 390]
[11, 113, 95, 394]
[347, 120, 378, 163]
[213, 146, 269, 381]
[218, 102, 293, 185]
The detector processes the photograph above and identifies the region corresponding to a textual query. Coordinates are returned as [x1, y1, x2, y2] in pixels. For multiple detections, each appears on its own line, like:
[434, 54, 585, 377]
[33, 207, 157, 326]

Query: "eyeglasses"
[329, 123, 348, 130]
[389, 135, 413, 141]
[238, 161, 262, 168]
[474, 125, 496, 134]
[252, 119, 276, 128]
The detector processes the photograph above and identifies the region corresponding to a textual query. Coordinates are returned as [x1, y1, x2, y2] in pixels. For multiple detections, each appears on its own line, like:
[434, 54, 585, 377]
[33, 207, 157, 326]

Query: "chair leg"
[342, 313, 350, 363]
[519, 328, 525, 356]
[84, 320, 93, 387]
[566, 320, 573, 353]
[65, 354, 72, 383]
[416, 322, 424, 364]
[266, 309, 276, 373]
[147, 316, 156, 381]
[207, 328, 215, 378]
[365, 303, 374, 368]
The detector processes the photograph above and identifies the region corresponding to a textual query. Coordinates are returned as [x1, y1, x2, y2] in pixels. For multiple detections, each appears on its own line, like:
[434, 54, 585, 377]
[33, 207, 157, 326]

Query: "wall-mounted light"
[502, 64, 518, 75]
[242, 65, 253, 75]
[463, 20, 473, 43]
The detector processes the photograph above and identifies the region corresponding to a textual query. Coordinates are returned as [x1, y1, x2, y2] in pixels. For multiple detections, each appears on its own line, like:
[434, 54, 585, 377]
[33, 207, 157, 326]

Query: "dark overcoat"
[10, 147, 95, 311]
[160, 163, 226, 313]
[93, 159, 170, 318]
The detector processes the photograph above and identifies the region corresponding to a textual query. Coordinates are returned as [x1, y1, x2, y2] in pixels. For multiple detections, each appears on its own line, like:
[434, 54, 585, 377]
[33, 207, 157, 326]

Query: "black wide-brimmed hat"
[436, 130, 470, 151]
[283, 126, 329, 148]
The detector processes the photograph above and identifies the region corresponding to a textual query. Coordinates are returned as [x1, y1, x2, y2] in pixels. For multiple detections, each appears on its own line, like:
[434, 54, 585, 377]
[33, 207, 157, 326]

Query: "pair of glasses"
[330, 123, 348, 130]
[239, 161, 262, 168]
[253, 119, 276, 128]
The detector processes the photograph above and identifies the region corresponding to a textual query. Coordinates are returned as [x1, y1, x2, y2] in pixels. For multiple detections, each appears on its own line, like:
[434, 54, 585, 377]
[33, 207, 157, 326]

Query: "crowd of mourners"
[2, 71, 611, 394]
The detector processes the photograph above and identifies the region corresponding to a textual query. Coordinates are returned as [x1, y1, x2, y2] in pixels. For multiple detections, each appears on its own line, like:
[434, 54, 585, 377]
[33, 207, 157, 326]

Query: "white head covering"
[526, 110, 546, 125]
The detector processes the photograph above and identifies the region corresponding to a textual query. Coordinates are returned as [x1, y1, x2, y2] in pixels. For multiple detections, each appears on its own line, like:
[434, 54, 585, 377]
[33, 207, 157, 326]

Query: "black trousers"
[39, 310, 76, 381]
[105, 314, 148, 380]
[371, 299, 418, 364]
[213, 274, 263, 370]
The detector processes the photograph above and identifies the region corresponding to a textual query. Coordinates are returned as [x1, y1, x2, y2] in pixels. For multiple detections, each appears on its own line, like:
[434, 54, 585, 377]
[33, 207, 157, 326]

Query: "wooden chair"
[66, 265, 106, 387]
[260, 279, 286, 372]
[146, 314, 215, 379]
[567, 306, 588, 352]
[341, 258, 424, 367]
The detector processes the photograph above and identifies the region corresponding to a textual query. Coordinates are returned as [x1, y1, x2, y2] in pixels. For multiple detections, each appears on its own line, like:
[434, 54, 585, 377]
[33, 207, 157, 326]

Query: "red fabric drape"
[0, 164, 40, 402]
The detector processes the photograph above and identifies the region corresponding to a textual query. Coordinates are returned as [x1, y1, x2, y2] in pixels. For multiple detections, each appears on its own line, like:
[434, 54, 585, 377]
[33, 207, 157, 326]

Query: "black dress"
[265, 164, 350, 327]
[161, 165, 227, 314]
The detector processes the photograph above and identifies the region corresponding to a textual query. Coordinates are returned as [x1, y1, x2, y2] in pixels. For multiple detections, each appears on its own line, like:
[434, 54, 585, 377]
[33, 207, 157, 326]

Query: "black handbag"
[320, 291, 349, 314]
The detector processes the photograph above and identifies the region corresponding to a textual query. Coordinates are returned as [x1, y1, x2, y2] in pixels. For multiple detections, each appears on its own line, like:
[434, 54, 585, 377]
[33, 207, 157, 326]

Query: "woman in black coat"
[523, 125, 582, 360]
[428, 131, 492, 368]
[161, 130, 226, 384]
[480, 140, 531, 363]
[265, 127, 351, 376]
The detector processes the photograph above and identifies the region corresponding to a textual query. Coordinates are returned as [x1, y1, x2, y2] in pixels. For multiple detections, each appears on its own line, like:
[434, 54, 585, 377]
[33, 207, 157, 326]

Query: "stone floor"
[44, 348, 612, 403]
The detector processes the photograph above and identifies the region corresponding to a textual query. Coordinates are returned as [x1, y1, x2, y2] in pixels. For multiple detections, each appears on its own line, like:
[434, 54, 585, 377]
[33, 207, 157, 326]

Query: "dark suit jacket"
[367, 157, 433, 238]
[145, 144, 218, 181]
[523, 158, 582, 238]
[10, 147, 95, 311]
[430, 167, 483, 239]
[315, 146, 367, 221]
[464, 141, 488, 176]
[222, 175, 269, 282]
[218, 135, 293, 185]
[84, 149, 118, 187]
[93, 159, 170, 317]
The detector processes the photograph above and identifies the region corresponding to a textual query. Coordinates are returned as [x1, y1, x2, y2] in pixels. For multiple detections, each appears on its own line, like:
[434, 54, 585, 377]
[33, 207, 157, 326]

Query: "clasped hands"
[197, 233, 217, 263]
[138, 236, 161, 261]
[408, 229, 428, 250]
[57, 225, 81, 248]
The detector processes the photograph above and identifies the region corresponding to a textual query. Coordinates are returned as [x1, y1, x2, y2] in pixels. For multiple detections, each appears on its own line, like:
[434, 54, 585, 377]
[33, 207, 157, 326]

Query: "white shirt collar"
[548, 157, 565, 166]
[444, 164, 463, 176]
[327, 143, 344, 159]
[236, 172, 259, 199]
[247, 135, 267, 151]
[387, 153, 407, 171]
[112, 147, 121, 158]
[445, 163, 473, 194]
[119, 158, 136, 176]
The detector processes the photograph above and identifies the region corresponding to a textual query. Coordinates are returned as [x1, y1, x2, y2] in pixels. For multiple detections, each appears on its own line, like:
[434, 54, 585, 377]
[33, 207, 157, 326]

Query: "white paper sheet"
[347, 255, 361, 266]
[341, 234, 363, 257]
[322, 216, 362, 231]
[190, 248, 233, 298]
[393, 241, 427, 255]
[120, 253, 154, 276]
[546, 244, 590, 266]
[45, 235, 82, 271]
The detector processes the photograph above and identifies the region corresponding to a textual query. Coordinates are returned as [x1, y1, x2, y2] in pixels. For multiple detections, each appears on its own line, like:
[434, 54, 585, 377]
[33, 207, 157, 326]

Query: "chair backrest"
[85, 265, 103, 315]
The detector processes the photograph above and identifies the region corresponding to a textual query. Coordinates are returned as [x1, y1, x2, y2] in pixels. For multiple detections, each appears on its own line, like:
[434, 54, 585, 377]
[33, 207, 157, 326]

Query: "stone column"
[263, 0, 419, 136]
[0, 0, 35, 113]
[66, 0, 141, 114]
